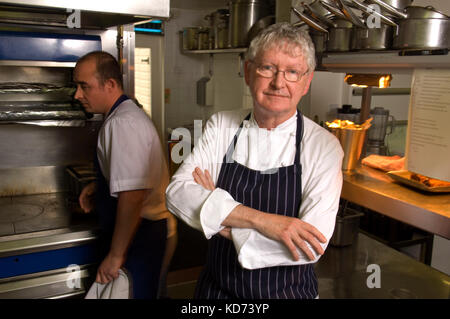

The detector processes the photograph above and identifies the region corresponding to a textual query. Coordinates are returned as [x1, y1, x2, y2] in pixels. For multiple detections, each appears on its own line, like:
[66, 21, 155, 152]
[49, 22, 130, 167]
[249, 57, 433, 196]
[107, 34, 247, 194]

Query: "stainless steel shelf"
[321, 50, 450, 74]
[183, 48, 247, 54]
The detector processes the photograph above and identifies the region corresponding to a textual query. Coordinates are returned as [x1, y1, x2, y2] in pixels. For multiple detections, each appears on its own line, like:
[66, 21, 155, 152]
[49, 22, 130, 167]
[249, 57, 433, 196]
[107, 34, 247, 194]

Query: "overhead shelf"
[321, 50, 450, 74]
[183, 48, 247, 54]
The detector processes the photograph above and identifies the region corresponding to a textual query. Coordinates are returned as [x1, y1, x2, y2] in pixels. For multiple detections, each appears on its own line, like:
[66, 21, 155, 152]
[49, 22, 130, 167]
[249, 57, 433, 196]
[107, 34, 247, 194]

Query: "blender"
[366, 107, 395, 155]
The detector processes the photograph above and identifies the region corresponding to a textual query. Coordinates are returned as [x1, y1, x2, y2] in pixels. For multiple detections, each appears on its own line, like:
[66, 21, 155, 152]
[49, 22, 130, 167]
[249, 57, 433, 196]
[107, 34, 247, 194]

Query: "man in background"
[75, 51, 176, 299]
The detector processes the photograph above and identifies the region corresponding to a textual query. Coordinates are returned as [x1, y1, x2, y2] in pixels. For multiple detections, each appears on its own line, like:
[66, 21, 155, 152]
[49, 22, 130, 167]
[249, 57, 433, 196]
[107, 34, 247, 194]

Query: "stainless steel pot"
[364, 0, 413, 12]
[327, 18, 354, 52]
[182, 27, 200, 50]
[207, 9, 230, 49]
[350, 0, 395, 50]
[310, 29, 327, 53]
[392, 6, 450, 50]
[228, 0, 271, 48]
[351, 23, 393, 50]
[247, 15, 275, 44]
[292, 5, 353, 52]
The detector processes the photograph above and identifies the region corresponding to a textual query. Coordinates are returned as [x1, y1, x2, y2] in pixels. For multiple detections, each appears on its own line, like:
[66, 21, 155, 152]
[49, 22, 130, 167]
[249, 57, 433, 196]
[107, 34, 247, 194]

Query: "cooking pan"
[292, 6, 329, 33]
[327, 18, 354, 52]
[291, 6, 329, 53]
[389, 5, 450, 50]
[358, 2, 449, 50]
[302, 0, 337, 28]
[350, 0, 395, 50]
[335, 0, 367, 28]
[292, 6, 353, 52]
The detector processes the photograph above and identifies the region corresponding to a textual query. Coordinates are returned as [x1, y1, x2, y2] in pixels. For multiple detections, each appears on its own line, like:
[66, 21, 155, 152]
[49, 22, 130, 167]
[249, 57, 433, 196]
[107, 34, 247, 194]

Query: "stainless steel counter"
[341, 165, 450, 239]
[315, 233, 450, 299]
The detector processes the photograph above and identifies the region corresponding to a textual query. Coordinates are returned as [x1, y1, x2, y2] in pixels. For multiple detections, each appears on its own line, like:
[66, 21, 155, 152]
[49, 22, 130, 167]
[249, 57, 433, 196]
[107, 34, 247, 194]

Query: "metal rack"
[321, 50, 450, 74]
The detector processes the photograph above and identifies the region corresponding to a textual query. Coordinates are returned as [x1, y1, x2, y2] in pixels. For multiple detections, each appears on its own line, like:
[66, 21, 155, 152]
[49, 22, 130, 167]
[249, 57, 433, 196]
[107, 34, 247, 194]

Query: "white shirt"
[166, 109, 343, 269]
[97, 99, 176, 237]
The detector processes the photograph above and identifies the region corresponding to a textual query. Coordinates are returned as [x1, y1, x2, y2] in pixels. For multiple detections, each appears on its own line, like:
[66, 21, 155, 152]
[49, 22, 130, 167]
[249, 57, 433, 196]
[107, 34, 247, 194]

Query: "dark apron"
[194, 112, 318, 299]
[93, 95, 167, 299]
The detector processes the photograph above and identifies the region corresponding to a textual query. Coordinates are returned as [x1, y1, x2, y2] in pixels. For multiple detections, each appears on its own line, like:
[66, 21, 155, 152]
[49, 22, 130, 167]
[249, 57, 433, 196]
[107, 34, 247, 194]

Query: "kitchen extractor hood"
[1, 0, 169, 18]
[0, 0, 170, 28]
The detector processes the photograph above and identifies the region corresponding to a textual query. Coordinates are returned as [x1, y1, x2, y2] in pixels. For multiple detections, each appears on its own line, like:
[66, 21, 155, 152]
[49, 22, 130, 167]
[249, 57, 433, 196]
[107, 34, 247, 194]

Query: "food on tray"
[362, 154, 405, 172]
[410, 172, 450, 188]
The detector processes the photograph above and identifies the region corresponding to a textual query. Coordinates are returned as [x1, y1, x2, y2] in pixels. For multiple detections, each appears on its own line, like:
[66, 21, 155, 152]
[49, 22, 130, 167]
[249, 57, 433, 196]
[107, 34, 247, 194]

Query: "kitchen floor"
[166, 266, 202, 299]
[164, 234, 450, 299]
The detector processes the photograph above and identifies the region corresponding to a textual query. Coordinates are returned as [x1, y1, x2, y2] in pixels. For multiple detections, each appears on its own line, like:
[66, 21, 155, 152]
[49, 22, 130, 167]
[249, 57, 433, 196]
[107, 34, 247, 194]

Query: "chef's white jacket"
[166, 109, 343, 269]
[97, 99, 176, 237]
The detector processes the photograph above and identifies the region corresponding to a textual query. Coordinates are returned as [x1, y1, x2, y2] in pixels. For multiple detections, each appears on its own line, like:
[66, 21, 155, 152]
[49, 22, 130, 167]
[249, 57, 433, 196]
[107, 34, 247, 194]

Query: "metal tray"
[387, 170, 450, 193]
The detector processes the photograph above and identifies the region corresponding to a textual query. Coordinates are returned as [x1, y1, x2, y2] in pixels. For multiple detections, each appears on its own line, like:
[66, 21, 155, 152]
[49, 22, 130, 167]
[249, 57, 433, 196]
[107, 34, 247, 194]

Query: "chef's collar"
[107, 94, 129, 118]
[248, 109, 298, 130]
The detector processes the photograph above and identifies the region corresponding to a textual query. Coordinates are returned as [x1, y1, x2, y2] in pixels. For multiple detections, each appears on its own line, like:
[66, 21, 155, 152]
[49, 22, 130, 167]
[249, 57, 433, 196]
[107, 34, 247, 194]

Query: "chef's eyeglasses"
[252, 62, 309, 82]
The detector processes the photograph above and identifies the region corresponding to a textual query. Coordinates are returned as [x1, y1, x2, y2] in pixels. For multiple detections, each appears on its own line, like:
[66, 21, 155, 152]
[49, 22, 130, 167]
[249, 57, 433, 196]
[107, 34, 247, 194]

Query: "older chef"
[166, 22, 343, 299]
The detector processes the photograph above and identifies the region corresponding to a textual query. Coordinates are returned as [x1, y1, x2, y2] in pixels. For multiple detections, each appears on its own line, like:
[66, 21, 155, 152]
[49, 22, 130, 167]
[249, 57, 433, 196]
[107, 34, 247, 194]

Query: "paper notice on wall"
[405, 69, 450, 182]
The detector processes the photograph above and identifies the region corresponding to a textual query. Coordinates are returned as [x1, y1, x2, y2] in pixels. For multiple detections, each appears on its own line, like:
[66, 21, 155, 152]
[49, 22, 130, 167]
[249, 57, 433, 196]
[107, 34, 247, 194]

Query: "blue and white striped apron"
[194, 112, 318, 299]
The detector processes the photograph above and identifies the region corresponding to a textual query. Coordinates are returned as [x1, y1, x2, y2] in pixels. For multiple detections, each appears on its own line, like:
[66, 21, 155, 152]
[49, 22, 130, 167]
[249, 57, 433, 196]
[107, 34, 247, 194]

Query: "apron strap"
[294, 112, 304, 166]
[224, 113, 250, 164]
[224, 111, 304, 166]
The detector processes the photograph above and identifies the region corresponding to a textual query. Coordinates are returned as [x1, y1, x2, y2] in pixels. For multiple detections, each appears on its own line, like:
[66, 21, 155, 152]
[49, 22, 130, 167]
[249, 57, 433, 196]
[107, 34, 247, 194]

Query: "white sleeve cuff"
[200, 188, 241, 239]
[232, 228, 324, 269]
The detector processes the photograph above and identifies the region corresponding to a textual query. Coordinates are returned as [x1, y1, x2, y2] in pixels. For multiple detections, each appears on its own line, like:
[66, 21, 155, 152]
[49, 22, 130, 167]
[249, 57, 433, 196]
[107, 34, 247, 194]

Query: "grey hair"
[246, 22, 316, 73]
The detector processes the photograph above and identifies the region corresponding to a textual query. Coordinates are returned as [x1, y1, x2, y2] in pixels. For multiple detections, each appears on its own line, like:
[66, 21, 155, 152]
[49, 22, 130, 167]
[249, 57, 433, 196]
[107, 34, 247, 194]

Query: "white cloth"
[97, 99, 176, 237]
[85, 269, 130, 299]
[166, 109, 344, 269]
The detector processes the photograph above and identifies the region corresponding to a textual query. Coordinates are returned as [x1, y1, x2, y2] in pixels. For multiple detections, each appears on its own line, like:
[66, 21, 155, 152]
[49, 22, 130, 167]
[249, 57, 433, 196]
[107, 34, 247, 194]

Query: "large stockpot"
[390, 6, 450, 50]
[361, 2, 449, 50]
[228, 0, 271, 48]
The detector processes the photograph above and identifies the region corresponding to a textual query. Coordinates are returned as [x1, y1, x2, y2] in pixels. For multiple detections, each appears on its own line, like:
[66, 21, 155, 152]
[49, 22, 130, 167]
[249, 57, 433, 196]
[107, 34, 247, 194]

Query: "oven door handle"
[0, 228, 100, 258]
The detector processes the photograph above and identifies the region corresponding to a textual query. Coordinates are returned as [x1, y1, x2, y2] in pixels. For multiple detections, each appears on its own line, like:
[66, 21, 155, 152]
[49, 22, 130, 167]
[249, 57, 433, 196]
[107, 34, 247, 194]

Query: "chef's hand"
[254, 211, 327, 261]
[95, 253, 125, 284]
[192, 167, 215, 191]
[79, 181, 97, 213]
[192, 167, 231, 239]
